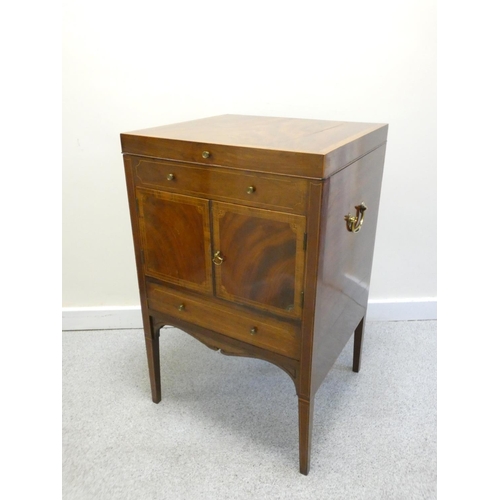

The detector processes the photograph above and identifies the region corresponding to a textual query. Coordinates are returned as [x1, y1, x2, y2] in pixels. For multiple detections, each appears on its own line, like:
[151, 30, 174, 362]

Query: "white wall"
[62, 0, 436, 312]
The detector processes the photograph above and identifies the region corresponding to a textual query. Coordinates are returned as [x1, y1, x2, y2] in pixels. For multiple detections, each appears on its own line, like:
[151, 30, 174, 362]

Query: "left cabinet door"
[136, 188, 213, 295]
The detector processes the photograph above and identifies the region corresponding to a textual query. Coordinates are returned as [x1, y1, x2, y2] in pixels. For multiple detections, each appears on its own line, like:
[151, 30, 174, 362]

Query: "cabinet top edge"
[121, 114, 388, 153]
[121, 115, 388, 178]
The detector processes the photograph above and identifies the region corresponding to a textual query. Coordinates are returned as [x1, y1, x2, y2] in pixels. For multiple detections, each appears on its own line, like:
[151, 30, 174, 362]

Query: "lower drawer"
[146, 282, 301, 359]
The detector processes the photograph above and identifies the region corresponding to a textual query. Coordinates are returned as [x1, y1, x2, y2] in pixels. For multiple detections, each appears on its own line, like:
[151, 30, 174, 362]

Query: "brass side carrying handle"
[212, 250, 225, 266]
[344, 202, 367, 233]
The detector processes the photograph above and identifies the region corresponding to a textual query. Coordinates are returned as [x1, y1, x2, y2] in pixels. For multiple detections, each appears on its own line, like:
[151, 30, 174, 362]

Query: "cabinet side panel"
[311, 144, 386, 394]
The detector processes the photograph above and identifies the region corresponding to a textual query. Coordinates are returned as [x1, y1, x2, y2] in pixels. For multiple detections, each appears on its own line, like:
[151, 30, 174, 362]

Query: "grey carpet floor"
[62, 320, 436, 500]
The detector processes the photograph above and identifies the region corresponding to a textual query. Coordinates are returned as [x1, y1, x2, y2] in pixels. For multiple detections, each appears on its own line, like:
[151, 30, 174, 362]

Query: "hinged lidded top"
[121, 114, 388, 179]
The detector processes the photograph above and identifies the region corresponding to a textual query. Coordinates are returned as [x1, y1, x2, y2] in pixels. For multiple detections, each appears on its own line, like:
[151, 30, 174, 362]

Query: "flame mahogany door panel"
[136, 188, 213, 295]
[211, 201, 306, 319]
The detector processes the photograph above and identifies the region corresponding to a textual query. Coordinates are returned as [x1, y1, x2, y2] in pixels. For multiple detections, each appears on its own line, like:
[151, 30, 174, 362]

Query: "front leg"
[144, 316, 162, 403]
[298, 396, 315, 475]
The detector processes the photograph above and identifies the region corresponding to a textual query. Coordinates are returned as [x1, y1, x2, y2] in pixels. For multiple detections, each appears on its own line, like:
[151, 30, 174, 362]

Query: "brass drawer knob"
[246, 186, 256, 194]
[167, 173, 175, 181]
[344, 202, 367, 233]
[178, 304, 185, 311]
[250, 326, 258, 335]
[202, 151, 211, 159]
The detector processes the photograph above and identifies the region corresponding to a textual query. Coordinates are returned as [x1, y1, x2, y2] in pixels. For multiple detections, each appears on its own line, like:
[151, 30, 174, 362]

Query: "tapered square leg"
[144, 318, 161, 403]
[353, 316, 365, 373]
[298, 396, 314, 475]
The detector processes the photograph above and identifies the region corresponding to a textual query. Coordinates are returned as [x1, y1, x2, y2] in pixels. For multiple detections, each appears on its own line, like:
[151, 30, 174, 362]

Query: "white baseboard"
[62, 306, 143, 331]
[62, 298, 436, 331]
[366, 298, 437, 321]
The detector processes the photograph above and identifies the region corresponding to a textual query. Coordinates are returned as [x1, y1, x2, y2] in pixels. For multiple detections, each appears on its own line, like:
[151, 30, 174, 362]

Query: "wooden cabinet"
[121, 114, 388, 474]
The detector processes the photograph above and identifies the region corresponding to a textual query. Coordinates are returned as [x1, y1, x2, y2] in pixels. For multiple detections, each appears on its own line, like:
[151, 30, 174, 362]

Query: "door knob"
[212, 250, 225, 266]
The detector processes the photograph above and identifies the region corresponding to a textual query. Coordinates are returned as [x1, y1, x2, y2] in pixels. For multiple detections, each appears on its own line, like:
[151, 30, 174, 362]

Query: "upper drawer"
[131, 157, 308, 214]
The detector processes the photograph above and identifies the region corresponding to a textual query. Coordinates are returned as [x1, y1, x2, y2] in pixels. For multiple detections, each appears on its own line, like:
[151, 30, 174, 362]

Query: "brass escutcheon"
[344, 202, 367, 233]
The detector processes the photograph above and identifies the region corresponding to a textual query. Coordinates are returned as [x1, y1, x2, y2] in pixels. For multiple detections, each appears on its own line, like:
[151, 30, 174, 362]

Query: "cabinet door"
[212, 201, 306, 319]
[136, 188, 213, 294]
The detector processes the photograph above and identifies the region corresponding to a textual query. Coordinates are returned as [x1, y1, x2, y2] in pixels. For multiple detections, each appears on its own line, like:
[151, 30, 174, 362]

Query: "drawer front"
[133, 157, 308, 214]
[146, 282, 301, 359]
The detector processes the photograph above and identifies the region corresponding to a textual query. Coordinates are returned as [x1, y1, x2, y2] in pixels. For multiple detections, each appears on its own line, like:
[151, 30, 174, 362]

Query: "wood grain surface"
[136, 188, 212, 294]
[121, 115, 388, 178]
[132, 156, 309, 214]
[212, 201, 306, 319]
[147, 282, 301, 359]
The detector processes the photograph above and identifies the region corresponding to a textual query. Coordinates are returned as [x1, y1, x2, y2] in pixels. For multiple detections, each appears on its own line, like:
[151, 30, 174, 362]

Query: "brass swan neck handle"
[344, 202, 367, 233]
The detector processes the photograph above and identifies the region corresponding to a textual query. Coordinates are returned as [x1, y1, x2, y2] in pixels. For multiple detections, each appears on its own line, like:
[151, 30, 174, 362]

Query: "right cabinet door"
[211, 201, 306, 319]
